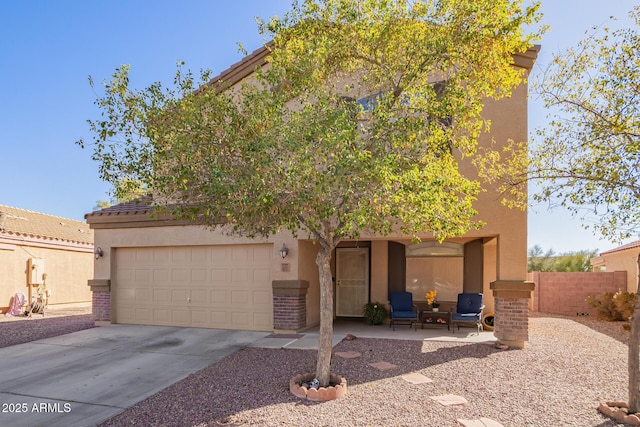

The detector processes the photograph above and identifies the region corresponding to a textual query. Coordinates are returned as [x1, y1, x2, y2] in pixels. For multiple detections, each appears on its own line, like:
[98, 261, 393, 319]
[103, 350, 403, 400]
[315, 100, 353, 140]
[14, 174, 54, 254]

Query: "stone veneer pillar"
[88, 279, 111, 321]
[490, 280, 535, 348]
[272, 280, 309, 332]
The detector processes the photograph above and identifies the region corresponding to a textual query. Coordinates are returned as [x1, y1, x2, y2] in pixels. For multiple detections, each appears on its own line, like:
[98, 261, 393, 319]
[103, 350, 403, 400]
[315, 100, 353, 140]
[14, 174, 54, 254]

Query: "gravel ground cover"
[0, 311, 630, 426]
[0, 305, 94, 348]
[95, 314, 629, 427]
[0, 314, 94, 348]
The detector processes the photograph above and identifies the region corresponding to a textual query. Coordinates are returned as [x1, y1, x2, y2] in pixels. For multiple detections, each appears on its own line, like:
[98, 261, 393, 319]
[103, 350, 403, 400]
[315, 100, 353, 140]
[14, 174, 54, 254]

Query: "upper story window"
[356, 93, 383, 111]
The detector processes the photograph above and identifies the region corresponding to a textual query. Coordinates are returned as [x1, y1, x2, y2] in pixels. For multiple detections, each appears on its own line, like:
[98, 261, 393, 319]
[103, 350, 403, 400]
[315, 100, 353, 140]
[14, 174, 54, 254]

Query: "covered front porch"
[254, 317, 497, 350]
[331, 238, 495, 317]
[276, 232, 532, 347]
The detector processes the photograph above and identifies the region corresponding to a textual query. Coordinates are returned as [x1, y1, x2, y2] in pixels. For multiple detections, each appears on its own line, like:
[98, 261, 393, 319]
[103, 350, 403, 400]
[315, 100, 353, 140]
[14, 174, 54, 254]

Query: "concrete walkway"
[251, 318, 496, 349]
[0, 325, 267, 427]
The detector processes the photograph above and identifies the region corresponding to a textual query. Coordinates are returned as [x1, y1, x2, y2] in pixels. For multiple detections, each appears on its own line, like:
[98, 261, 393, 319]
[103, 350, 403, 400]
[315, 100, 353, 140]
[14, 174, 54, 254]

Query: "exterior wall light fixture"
[95, 247, 104, 260]
[280, 244, 289, 259]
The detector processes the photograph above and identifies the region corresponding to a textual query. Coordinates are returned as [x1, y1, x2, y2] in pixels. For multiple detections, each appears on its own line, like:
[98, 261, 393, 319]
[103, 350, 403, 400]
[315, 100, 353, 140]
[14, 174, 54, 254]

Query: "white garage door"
[113, 245, 273, 331]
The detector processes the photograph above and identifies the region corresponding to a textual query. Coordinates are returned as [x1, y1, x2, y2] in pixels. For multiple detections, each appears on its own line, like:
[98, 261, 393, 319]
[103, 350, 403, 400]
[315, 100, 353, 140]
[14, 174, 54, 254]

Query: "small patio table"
[421, 310, 450, 330]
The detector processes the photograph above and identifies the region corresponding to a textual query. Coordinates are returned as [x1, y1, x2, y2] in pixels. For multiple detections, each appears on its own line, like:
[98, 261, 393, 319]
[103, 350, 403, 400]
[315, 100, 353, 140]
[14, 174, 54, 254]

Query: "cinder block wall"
[529, 271, 627, 316]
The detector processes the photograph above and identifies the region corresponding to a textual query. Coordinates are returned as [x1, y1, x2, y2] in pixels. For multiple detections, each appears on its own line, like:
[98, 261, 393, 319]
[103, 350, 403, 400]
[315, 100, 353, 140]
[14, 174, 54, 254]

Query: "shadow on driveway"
[0, 325, 267, 427]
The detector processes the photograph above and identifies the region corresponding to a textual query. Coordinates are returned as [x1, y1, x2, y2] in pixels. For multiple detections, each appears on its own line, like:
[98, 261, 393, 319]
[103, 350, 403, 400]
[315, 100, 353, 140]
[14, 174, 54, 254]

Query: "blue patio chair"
[451, 293, 485, 334]
[388, 291, 418, 331]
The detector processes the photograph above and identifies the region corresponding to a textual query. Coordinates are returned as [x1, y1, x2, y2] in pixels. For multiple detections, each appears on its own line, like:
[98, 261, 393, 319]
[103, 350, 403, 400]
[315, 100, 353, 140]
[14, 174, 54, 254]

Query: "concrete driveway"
[0, 324, 267, 427]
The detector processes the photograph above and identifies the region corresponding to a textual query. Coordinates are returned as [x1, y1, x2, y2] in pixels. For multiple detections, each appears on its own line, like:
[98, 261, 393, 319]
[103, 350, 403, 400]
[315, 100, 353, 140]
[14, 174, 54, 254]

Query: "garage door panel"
[191, 248, 207, 263]
[171, 269, 188, 282]
[153, 248, 172, 262]
[231, 291, 249, 304]
[133, 249, 152, 263]
[118, 288, 136, 300]
[231, 269, 249, 282]
[211, 269, 228, 282]
[136, 308, 153, 322]
[118, 307, 135, 322]
[231, 312, 249, 327]
[170, 310, 189, 325]
[171, 248, 188, 263]
[211, 311, 228, 325]
[253, 290, 271, 305]
[133, 269, 150, 282]
[253, 312, 271, 327]
[231, 247, 251, 263]
[135, 288, 151, 302]
[210, 247, 229, 263]
[191, 269, 207, 282]
[114, 245, 273, 331]
[190, 311, 210, 326]
[153, 289, 170, 304]
[153, 270, 170, 282]
[153, 308, 169, 322]
[189, 288, 208, 300]
[210, 290, 227, 305]
[171, 289, 188, 304]
[117, 269, 135, 282]
[253, 269, 271, 283]
[253, 247, 271, 264]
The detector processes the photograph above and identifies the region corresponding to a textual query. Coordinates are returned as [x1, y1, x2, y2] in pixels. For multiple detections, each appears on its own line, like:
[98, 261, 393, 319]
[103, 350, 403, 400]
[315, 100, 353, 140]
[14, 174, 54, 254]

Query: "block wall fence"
[528, 271, 627, 316]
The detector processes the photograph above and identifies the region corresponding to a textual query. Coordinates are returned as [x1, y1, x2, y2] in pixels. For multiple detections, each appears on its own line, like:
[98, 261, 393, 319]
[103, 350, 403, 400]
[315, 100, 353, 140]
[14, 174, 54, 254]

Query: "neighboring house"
[591, 240, 640, 292]
[0, 205, 94, 313]
[86, 45, 539, 347]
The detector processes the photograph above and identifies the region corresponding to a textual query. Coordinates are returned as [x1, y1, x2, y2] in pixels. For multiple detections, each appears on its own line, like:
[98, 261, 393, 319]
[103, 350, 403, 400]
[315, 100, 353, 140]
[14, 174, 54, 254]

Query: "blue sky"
[0, 0, 637, 254]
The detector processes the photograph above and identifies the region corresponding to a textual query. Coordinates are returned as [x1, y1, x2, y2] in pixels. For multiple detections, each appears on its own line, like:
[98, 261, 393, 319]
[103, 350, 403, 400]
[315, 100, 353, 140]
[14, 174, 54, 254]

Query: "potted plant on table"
[363, 302, 388, 325]
[425, 290, 440, 312]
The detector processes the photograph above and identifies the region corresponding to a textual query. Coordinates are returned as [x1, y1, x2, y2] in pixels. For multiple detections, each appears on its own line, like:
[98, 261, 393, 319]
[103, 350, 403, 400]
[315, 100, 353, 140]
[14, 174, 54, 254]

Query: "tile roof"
[85, 197, 153, 218]
[203, 44, 271, 92]
[0, 205, 93, 245]
[600, 240, 640, 256]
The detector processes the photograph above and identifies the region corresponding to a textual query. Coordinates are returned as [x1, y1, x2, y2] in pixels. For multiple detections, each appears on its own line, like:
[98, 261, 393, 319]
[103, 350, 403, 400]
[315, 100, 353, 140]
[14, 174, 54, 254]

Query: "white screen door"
[336, 248, 369, 317]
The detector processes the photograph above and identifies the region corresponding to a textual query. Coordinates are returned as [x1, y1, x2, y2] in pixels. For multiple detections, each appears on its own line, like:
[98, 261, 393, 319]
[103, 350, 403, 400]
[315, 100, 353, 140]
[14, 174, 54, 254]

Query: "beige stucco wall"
[370, 241, 389, 305]
[462, 83, 529, 282]
[597, 249, 640, 293]
[297, 239, 321, 327]
[482, 238, 498, 313]
[0, 244, 92, 311]
[92, 224, 300, 284]
[341, 80, 530, 315]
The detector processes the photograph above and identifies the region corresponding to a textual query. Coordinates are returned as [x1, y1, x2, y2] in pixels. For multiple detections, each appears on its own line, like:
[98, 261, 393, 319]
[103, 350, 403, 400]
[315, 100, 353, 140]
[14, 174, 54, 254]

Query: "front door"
[336, 247, 369, 317]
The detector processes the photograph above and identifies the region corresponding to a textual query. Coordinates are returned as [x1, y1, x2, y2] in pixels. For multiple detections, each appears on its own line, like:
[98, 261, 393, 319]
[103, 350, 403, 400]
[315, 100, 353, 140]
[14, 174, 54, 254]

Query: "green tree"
[92, 178, 148, 211]
[93, 199, 111, 211]
[527, 244, 555, 272]
[79, 0, 541, 387]
[490, 6, 640, 414]
[531, 7, 640, 414]
[527, 246, 598, 272]
[552, 250, 597, 272]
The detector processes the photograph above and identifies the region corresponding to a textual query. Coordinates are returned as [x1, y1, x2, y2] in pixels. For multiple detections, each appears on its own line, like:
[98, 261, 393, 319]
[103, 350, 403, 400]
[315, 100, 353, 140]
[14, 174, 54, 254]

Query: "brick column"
[272, 280, 309, 332]
[88, 279, 111, 321]
[490, 280, 535, 348]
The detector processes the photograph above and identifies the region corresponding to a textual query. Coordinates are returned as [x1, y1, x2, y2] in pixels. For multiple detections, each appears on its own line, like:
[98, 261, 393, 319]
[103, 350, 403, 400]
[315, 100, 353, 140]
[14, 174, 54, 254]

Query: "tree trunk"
[629, 253, 640, 413]
[315, 246, 334, 387]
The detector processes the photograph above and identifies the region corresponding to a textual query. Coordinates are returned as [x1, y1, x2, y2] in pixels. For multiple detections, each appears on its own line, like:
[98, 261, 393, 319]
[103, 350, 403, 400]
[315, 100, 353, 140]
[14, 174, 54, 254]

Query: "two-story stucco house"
[85, 44, 539, 348]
